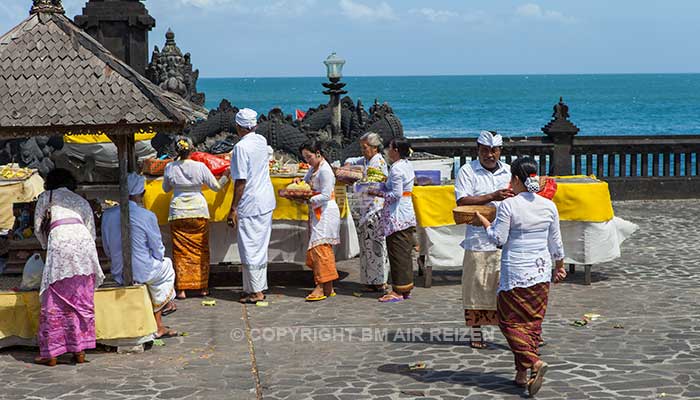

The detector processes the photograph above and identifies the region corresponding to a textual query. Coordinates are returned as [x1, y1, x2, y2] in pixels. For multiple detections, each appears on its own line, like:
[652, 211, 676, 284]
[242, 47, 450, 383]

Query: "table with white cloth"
[411, 176, 639, 286]
[143, 176, 359, 268]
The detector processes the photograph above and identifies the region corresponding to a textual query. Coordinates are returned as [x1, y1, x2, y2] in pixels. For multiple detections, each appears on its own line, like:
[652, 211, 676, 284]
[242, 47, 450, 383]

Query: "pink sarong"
[38, 274, 96, 358]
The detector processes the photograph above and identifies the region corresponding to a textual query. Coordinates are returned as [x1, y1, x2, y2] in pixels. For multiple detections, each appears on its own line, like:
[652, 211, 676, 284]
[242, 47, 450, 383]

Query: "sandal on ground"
[514, 371, 528, 387]
[470, 340, 488, 349]
[161, 302, 177, 316]
[73, 352, 86, 364]
[239, 295, 266, 304]
[34, 357, 57, 367]
[305, 293, 327, 302]
[378, 293, 404, 303]
[527, 361, 549, 397]
[155, 328, 179, 339]
[362, 284, 387, 293]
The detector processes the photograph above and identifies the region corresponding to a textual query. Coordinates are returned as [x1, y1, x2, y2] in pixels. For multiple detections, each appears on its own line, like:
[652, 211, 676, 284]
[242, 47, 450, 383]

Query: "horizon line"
[199, 71, 700, 80]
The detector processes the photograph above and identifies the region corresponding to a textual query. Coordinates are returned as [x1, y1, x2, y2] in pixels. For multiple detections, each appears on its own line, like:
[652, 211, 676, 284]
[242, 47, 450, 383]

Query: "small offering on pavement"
[201, 300, 217, 307]
[453, 205, 497, 226]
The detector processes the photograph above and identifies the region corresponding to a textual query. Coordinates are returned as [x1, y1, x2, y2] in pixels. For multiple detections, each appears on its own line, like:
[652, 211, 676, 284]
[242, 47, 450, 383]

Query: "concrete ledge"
[604, 177, 700, 200]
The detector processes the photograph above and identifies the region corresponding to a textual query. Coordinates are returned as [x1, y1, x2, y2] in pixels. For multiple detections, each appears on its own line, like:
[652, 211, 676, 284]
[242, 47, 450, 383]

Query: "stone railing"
[410, 99, 700, 200]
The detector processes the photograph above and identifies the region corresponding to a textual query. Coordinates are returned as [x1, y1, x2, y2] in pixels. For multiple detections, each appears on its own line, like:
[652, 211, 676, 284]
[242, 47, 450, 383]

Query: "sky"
[1, 0, 700, 78]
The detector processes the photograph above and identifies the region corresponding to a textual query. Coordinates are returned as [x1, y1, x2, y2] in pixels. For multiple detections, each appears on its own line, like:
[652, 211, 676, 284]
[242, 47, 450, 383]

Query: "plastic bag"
[20, 253, 44, 291]
[537, 177, 558, 200]
[190, 152, 231, 176]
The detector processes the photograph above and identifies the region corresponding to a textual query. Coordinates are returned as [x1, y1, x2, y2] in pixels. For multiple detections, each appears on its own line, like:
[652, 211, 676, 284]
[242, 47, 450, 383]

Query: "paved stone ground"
[1, 200, 699, 399]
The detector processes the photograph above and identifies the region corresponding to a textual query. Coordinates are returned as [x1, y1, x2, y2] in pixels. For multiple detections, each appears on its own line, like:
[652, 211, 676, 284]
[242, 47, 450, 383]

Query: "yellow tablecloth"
[411, 175, 614, 228]
[0, 285, 157, 340]
[0, 173, 45, 230]
[143, 176, 348, 226]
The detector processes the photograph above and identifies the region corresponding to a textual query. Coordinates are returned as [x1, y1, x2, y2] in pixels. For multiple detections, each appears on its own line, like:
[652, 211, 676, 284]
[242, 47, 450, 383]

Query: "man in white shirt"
[102, 173, 178, 339]
[227, 108, 276, 304]
[455, 130, 512, 349]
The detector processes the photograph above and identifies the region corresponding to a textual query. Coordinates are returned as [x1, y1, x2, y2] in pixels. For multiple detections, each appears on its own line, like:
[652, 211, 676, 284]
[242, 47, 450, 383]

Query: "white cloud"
[516, 3, 575, 23]
[515, 3, 575, 23]
[172, 0, 315, 17]
[409, 8, 459, 23]
[339, 0, 396, 21]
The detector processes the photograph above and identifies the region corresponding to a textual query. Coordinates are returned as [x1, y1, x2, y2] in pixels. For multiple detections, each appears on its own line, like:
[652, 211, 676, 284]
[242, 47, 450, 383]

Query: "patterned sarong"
[497, 282, 550, 371]
[38, 274, 96, 358]
[386, 227, 416, 294]
[171, 218, 210, 290]
[306, 244, 339, 285]
[358, 212, 389, 285]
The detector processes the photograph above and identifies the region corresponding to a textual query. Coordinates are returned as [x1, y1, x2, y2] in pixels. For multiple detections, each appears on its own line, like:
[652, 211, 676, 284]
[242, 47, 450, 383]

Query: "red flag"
[295, 109, 306, 121]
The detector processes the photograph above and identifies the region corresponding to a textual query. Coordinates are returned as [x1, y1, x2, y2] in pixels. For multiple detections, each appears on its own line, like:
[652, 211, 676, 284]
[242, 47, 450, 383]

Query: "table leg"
[584, 265, 592, 285]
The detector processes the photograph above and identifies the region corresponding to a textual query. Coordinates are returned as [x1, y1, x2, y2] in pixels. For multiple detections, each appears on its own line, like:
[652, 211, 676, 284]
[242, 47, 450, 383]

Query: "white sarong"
[238, 212, 273, 293]
[142, 257, 176, 312]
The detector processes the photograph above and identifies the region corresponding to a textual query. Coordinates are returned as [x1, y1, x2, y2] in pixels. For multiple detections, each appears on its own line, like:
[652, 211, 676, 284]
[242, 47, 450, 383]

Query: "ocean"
[199, 74, 700, 139]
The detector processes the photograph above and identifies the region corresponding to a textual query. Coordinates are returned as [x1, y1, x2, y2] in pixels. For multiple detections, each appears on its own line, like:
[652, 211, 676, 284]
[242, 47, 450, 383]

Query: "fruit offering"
[365, 167, 387, 183]
[0, 165, 33, 180]
[286, 181, 311, 191]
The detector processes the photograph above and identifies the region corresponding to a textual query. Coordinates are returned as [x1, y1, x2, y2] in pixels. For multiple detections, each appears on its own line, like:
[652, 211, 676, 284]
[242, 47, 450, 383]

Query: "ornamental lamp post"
[322, 52, 348, 143]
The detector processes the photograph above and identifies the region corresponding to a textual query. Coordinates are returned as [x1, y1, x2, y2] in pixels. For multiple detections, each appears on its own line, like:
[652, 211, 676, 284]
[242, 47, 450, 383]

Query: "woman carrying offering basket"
[293, 141, 340, 301]
[369, 138, 417, 303]
[343, 132, 390, 293]
[474, 156, 567, 397]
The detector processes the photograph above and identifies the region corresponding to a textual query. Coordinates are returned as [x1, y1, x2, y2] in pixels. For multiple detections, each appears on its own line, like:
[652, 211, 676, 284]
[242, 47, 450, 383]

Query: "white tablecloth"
[418, 217, 639, 268]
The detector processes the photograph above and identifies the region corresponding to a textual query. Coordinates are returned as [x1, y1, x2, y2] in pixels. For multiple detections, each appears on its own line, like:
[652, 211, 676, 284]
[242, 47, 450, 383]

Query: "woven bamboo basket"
[453, 205, 497, 226]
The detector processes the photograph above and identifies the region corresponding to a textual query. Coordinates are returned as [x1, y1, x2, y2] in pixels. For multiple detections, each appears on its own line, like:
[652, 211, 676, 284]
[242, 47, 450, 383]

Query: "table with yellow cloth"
[0, 285, 158, 349]
[0, 173, 44, 231]
[411, 176, 638, 274]
[143, 176, 359, 265]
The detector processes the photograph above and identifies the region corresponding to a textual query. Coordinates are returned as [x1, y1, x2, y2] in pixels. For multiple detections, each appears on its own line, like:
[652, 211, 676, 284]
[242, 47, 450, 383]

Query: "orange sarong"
[306, 244, 339, 285]
[171, 218, 210, 290]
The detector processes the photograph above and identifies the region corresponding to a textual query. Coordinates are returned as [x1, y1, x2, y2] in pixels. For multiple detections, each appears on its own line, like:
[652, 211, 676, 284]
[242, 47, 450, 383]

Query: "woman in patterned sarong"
[476, 156, 567, 396]
[33, 169, 105, 366]
[163, 137, 225, 299]
[344, 132, 390, 292]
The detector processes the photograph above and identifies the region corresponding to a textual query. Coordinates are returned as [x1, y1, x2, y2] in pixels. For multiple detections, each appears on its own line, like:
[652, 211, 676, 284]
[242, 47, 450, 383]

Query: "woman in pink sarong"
[33, 169, 104, 366]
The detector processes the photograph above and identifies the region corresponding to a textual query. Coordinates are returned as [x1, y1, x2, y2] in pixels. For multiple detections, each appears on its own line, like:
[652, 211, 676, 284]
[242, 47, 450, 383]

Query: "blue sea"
[199, 74, 700, 139]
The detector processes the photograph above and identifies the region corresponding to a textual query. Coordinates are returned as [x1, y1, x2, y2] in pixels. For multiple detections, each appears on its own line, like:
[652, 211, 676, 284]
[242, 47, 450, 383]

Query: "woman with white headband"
[475, 156, 567, 396]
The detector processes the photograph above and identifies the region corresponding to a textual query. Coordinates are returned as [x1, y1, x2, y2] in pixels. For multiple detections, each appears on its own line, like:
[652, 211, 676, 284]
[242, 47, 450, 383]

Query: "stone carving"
[553, 96, 570, 120]
[30, 0, 65, 14]
[146, 29, 205, 106]
[158, 96, 405, 162]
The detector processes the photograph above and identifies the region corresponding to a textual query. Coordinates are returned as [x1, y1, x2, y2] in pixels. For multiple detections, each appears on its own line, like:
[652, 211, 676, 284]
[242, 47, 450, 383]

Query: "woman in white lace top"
[476, 156, 566, 396]
[33, 168, 104, 366]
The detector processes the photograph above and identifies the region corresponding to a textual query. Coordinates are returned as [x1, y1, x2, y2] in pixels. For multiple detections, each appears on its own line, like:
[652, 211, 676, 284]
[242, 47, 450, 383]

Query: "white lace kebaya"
[483, 192, 565, 293]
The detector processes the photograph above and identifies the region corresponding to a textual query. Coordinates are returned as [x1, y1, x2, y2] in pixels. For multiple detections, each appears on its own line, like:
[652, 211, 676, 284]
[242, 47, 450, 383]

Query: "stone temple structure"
[146, 29, 205, 107]
[74, 0, 155, 76]
[0, 0, 405, 179]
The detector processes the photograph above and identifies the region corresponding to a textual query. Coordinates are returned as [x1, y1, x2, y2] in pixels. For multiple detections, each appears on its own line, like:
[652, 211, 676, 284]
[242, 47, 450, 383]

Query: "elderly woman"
[476, 156, 567, 396]
[163, 136, 225, 299]
[344, 132, 389, 292]
[296, 141, 340, 301]
[33, 168, 105, 366]
[371, 138, 416, 303]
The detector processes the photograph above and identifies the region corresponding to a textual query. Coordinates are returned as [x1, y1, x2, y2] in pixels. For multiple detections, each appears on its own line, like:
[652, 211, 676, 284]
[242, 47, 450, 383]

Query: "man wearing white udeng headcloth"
[454, 130, 513, 349]
[227, 108, 276, 304]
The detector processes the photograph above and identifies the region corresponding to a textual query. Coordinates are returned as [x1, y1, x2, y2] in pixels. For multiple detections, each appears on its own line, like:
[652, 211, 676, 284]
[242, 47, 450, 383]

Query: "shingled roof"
[0, 1, 208, 138]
